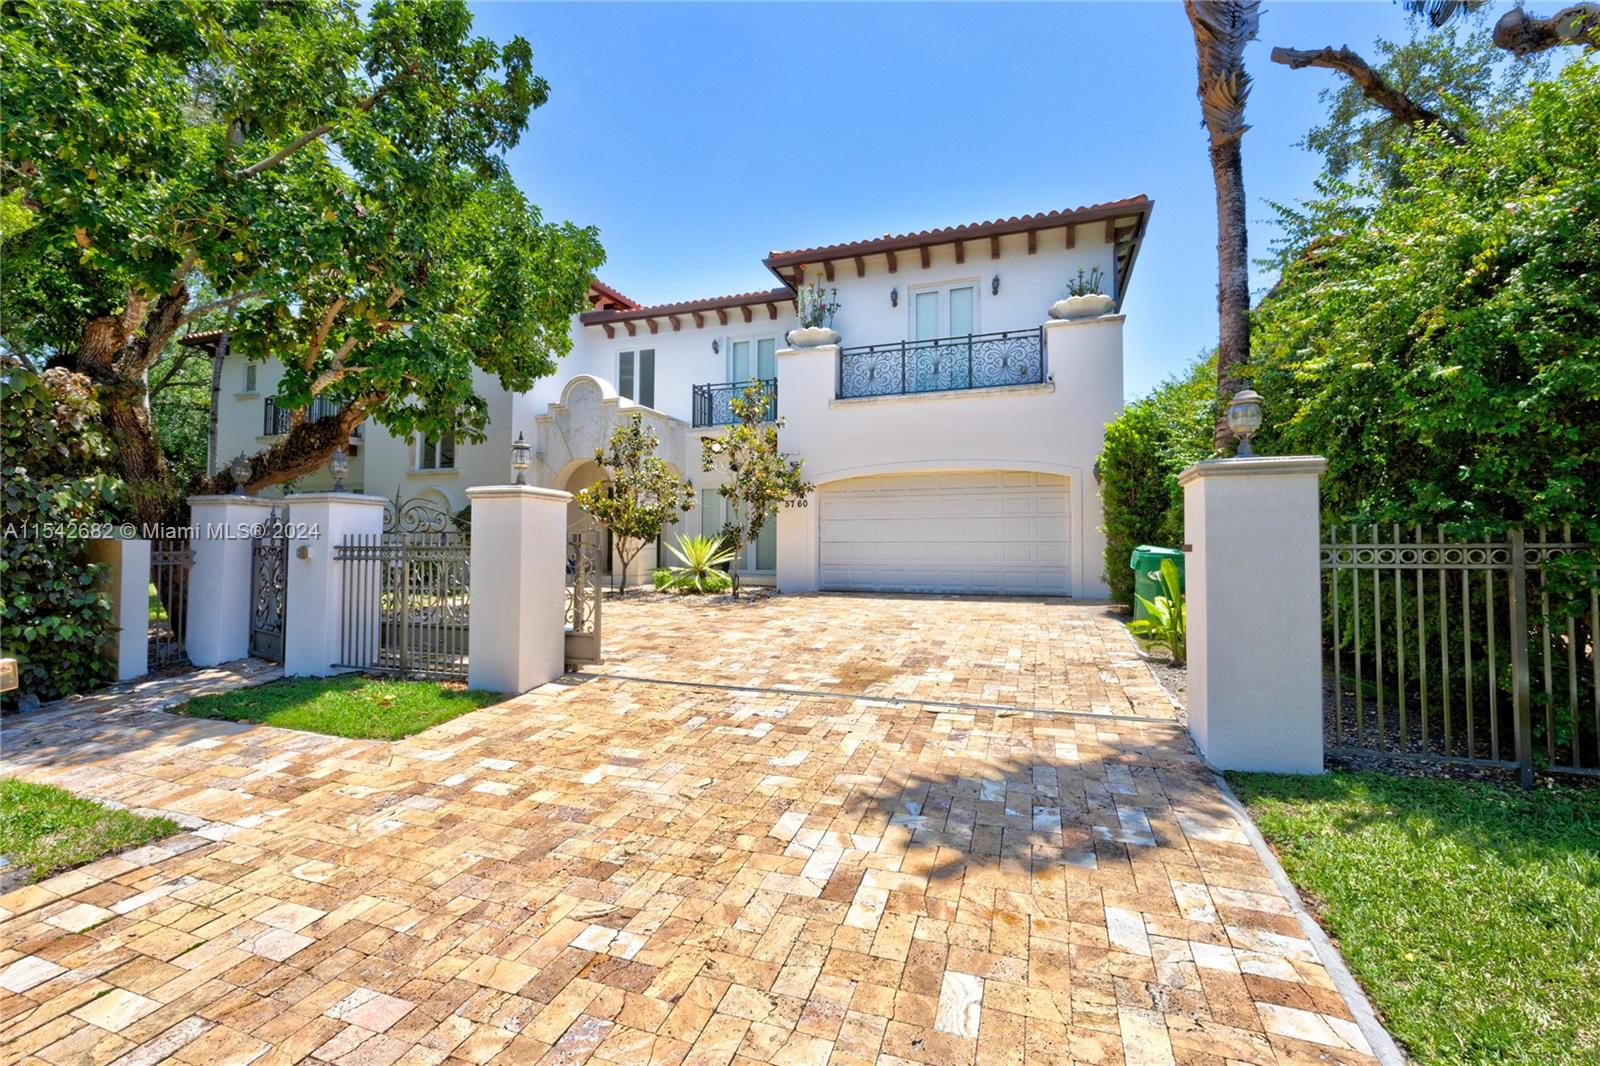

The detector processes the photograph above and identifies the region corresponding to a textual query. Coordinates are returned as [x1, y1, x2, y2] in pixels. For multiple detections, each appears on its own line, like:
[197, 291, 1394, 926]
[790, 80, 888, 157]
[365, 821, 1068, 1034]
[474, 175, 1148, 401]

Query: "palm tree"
[1183, 0, 1262, 452]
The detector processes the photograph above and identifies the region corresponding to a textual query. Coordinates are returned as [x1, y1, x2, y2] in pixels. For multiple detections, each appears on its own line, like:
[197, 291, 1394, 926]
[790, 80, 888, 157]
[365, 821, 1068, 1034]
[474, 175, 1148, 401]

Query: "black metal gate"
[149, 537, 193, 666]
[566, 517, 602, 665]
[334, 532, 470, 679]
[249, 508, 288, 661]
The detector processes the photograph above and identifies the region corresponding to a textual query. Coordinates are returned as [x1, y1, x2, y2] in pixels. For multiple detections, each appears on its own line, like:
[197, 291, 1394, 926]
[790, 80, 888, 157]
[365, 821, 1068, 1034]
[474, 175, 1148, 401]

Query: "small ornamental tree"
[701, 383, 813, 597]
[577, 415, 693, 595]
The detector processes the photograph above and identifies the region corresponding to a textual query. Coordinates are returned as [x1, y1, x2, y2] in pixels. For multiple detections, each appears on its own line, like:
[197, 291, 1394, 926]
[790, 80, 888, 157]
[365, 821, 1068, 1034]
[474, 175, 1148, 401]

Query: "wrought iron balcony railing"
[837, 327, 1047, 400]
[262, 396, 348, 436]
[692, 379, 777, 428]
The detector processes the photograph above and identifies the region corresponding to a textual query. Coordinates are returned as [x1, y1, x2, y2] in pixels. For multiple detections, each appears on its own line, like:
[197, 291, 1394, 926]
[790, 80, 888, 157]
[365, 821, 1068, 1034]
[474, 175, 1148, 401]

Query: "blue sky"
[471, 1, 1453, 398]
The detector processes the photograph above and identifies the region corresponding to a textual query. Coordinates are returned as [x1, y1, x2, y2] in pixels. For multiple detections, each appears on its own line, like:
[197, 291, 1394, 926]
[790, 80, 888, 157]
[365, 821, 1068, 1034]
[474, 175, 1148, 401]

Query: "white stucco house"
[192, 195, 1153, 598]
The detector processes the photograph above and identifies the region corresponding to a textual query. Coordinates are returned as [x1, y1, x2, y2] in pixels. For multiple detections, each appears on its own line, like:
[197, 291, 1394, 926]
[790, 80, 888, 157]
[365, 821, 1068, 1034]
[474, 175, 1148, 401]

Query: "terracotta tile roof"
[762, 195, 1153, 268]
[586, 279, 640, 311]
[177, 329, 225, 347]
[579, 287, 795, 327]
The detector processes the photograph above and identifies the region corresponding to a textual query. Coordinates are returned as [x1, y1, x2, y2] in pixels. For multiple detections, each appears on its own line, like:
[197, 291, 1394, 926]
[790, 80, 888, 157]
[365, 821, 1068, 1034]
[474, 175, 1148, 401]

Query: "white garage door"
[819, 471, 1071, 595]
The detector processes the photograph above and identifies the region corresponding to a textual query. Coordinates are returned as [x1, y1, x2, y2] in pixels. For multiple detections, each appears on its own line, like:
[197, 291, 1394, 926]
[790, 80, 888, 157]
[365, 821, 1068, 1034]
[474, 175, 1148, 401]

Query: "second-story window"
[913, 284, 976, 340]
[619, 349, 655, 408]
[418, 432, 455, 471]
[243, 363, 256, 393]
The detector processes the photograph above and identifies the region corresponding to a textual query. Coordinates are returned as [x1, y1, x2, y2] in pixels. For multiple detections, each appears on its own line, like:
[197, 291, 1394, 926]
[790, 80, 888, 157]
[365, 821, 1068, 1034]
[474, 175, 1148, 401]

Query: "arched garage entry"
[816, 470, 1071, 595]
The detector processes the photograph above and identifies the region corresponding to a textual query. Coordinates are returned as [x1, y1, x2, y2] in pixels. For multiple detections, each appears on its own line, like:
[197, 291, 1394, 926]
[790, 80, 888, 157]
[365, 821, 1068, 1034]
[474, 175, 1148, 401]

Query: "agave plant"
[1128, 558, 1187, 663]
[663, 533, 736, 593]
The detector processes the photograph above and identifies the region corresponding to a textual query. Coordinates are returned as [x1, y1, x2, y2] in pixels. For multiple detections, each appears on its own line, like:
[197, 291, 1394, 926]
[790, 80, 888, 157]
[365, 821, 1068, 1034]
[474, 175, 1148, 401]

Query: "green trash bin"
[1129, 545, 1185, 620]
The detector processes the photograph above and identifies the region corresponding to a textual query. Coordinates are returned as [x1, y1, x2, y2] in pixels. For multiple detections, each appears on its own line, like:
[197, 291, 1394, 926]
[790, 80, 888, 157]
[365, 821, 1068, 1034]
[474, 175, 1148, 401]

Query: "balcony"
[837, 327, 1047, 400]
[691, 379, 777, 428]
[262, 396, 358, 438]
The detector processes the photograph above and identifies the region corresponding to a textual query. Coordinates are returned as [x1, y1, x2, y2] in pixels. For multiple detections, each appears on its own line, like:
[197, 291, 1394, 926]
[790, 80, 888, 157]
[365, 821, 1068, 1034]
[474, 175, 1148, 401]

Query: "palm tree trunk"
[1210, 134, 1250, 450]
[1184, 0, 1262, 452]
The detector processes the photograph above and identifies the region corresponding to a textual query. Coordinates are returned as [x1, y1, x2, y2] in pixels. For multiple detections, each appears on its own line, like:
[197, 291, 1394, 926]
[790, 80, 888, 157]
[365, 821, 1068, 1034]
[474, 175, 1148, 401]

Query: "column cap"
[776, 343, 840, 358]
[1043, 314, 1126, 332]
[1177, 455, 1327, 487]
[186, 494, 278, 507]
[282, 492, 388, 506]
[466, 484, 572, 503]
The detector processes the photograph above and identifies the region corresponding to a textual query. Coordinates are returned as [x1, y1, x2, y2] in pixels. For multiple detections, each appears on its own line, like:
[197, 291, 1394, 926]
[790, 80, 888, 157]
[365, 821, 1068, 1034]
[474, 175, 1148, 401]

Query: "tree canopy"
[1251, 59, 1600, 544]
[2, 0, 603, 517]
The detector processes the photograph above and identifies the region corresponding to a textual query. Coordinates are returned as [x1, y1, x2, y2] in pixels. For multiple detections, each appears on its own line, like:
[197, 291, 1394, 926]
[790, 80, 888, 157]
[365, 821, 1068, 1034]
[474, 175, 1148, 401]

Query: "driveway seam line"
[570, 670, 1185, 727]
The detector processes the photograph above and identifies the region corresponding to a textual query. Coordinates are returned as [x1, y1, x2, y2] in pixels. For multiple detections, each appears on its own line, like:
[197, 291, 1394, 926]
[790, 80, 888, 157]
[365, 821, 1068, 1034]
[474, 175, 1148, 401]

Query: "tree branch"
[230, 65, 417, 180]
[1270, 45, 1468, 145]
[1493, 4, 1600, 55]
[179, 289, 268, 327]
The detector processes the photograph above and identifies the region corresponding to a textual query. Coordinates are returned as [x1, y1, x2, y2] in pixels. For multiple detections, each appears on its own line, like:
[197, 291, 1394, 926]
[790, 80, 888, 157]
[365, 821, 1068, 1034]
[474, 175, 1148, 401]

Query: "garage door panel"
[818, 471, 1071, 595]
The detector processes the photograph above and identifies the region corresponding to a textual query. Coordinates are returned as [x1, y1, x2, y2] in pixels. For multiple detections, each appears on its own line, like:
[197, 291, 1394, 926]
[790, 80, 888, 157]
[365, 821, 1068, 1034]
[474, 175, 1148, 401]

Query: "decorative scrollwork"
[692, 380, 777, 428]
[566, 519, 601, 636]
[384, 491, 457, 536]
[838, 329, 1045, 399]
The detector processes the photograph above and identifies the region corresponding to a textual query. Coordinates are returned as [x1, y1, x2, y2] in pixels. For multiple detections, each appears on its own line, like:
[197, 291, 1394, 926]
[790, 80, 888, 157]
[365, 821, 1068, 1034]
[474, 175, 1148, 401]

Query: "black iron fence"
[1322, 524, 1599, 783]
[837, 328, 1046, 400]
[692, 379, 777, 428]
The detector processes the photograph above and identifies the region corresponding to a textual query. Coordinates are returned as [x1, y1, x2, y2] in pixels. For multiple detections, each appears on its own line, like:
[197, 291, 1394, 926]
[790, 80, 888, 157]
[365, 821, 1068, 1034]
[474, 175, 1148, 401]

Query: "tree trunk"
[206, 332, 229, 477]
[71, 289, 190, 525]
[1210, 134, 1251, 451]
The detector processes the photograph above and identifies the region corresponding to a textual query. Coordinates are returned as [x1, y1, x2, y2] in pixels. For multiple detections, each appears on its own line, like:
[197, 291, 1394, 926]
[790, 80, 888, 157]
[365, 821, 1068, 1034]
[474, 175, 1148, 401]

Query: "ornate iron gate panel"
[1322, 524, 1598, 784]
[566, 517, 602, 665]
[335, 532, 470, 679]
[249, 509, 288, 661]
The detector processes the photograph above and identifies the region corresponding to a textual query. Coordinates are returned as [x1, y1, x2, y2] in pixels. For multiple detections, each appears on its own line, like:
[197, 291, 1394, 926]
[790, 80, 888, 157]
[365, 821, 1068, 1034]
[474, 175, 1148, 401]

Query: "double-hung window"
[418, 432, 455, 471]
[618, 349, 655, 408]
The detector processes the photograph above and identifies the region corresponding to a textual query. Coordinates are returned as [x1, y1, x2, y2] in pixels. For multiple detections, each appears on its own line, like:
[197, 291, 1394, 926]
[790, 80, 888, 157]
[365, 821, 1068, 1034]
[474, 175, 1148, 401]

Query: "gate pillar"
[1179, 456, 1327, 773]
[466, 485, 572, 695]
[283, 493, 387, 677]
[186, 495, 276, 666]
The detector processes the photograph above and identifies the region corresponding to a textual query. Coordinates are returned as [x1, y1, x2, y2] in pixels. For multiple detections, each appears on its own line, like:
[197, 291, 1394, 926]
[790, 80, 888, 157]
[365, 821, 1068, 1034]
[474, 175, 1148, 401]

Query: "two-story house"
[194, 195, 1152, 598]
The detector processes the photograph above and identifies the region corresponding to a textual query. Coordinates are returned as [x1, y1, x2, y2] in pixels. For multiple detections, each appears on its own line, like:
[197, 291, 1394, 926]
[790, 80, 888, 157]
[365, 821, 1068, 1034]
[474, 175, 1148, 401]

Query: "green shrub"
[1, 355, 121, 708]
[1253, 60, 1600, 549]
[1097, 352, 1215, 604]
[652, 535, 733, 595]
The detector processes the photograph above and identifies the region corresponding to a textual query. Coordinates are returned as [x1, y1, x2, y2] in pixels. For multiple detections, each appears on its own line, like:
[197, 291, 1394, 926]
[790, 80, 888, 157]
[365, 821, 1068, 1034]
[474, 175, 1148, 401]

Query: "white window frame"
[723, 332, 780, 384]
[907, 278, 982, 340]
[617, 348, 656, 408]
[416, 431, 456, 471]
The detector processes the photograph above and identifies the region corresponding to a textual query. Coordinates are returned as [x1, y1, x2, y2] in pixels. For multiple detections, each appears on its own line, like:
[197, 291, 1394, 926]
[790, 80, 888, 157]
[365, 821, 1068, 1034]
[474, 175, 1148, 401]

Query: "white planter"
[786, 326, 840, 347]
[1049, 293, 1115, 320]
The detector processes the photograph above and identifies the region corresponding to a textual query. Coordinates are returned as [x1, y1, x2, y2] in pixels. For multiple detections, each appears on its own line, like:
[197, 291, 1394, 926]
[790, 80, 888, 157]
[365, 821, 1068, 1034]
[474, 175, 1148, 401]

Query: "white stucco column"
[466, 485, 571, 694]
[282, 493, 387, 677]
[86, 538, 150, 681]
[1045, 317, 1123, 599]
[186, 495, 275, 666]
[1180, 456, 1328, 773]
[773, 343, 836, 594]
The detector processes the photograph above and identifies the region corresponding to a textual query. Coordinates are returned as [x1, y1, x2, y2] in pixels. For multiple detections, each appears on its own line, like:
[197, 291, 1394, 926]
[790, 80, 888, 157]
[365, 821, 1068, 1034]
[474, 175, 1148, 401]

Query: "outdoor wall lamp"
[511, 431, 531, 485]
[328, 446, 350, 492]
[890, 287, 898, 308]
[711, 338, 719, 355]
[1226, 389, 1264, 456]
[230, 453, 251, 494]
[992, 274, 1000, 295]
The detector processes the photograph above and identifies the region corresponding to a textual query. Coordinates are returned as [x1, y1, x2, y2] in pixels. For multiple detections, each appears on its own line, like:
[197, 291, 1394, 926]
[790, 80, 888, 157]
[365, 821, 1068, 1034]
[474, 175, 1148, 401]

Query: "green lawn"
[175, 674, 500, 740]
[1230, 770, 1600, 1065]
[0, 779, 179, 885]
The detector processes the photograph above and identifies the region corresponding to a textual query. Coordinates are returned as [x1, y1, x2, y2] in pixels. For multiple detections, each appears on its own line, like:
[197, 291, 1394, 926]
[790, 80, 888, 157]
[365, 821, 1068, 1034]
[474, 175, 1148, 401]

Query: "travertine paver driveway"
[0, 595, 1379, 1066]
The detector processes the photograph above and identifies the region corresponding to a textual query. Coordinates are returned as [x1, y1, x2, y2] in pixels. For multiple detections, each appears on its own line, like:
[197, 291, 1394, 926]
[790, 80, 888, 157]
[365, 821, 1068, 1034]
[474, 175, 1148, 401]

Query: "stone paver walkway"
[0, 596, 1379, 1065]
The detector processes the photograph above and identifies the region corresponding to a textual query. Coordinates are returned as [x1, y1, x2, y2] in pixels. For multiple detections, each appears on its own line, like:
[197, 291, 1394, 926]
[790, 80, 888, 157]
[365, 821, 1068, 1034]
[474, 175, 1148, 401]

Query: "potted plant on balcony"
[1050, 266, 1115, 320]
[787, 274, 840, 347]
